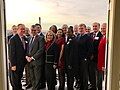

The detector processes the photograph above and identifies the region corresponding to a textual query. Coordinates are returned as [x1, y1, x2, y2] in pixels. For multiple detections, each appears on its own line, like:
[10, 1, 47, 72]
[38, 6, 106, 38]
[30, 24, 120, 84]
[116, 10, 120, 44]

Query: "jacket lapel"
[45, 41, 54, 52]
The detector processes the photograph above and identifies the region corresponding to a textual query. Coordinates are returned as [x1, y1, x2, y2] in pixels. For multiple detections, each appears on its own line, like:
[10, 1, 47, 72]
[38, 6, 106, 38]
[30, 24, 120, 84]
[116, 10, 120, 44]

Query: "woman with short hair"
[45, 30, 59, 90]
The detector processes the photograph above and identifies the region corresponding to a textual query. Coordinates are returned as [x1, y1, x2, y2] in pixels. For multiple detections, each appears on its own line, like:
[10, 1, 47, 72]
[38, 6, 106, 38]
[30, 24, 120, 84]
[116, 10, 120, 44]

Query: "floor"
[9, 70, 105, 90]
[9, 70, 68, 90]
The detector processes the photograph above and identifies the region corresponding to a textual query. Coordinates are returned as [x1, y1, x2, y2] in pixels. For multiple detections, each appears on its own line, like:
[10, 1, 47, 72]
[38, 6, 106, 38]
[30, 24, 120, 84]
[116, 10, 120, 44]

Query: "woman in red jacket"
[97, 23, 107, 90]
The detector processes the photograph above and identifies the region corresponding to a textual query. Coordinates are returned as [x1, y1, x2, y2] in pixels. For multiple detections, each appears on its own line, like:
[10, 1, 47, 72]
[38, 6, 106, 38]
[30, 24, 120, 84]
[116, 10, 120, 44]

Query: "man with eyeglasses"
[26, 25, 45, 90]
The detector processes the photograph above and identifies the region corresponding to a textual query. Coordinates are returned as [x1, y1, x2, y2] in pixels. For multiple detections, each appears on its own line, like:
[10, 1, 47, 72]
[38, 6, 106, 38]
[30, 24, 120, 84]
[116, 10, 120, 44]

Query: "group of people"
[7, 22, 107, 90]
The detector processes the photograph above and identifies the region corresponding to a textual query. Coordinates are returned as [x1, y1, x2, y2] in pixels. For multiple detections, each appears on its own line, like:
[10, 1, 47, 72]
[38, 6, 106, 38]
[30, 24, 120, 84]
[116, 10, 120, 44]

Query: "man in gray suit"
[26, 25, 45, 90]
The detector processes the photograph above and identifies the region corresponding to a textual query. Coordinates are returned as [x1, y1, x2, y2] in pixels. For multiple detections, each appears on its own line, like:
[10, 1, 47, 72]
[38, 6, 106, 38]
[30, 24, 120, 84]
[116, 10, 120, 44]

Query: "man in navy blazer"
[75, 23, 93, 90]
[9, 24, 28, 90]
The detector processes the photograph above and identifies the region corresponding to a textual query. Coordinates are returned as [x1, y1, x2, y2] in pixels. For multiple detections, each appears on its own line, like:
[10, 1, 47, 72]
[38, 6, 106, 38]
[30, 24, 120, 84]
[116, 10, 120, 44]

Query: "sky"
[5, 0, 108, 31]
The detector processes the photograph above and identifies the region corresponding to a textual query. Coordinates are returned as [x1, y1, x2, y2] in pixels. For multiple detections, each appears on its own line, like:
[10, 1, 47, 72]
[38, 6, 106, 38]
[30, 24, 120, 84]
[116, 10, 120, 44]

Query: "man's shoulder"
[97, 31, 102, 36]
[36, 35, 45, 43]
[89, 32, 94, 37]
[7, 34, 13, 38]
[40, 33, 44, 36]
[85, 34, 92, 38]
[37, 35, 44, 39]
[10, 34, 18, 40]
[9, 35, 19, 44]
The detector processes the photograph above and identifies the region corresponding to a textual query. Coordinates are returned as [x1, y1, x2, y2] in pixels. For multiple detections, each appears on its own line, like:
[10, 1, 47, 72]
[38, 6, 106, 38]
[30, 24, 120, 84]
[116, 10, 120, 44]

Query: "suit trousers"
[88, 60, 97, 90]
[25, 62, 31, 85]
[29, 61, 45, 90]
[66, 67, 74, 90]
[78, 59, 88, 90]
[9, 65, 24, 90]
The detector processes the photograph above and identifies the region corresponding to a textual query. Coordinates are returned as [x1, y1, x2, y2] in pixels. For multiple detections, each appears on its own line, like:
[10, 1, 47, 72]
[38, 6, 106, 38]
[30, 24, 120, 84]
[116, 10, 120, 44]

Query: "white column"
[0, 0, 8, 90]
[107, 0, 120, 90]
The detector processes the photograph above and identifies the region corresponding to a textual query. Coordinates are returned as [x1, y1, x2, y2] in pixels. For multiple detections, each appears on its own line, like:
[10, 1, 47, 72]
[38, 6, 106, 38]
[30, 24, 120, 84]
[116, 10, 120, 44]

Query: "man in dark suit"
[73, 25, 80, 88]
[9, 24, 28, 90]
[26, 25, 45, 90]
[34, 23, 46, 88]
[75, 24, 93, 90]
[23, 27, 32, 89]
[64, 26, 76, 90]
[88, 22, 103, 90]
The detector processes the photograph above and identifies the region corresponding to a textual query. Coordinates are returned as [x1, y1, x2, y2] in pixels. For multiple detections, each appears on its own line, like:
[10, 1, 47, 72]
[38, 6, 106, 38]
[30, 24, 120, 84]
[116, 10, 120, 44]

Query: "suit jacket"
[38, 32, 44, 37]
[28, 35, 45, 65]
[45, 42, 59, 64]
[64, 36, 76, 69]
[7, 34, 14, 58]
[90, 31, 103, 62]
[9, 34, 28, 68]
[97, 36, 106, 71]
[40, 33, 44, 37]
[75, 34, 93, 62]
[7, 34, 13, 42]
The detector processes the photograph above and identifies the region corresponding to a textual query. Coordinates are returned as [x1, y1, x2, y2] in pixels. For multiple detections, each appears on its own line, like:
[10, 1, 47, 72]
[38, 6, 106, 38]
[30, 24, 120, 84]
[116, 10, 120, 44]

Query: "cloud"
[6, 0, 108, 30]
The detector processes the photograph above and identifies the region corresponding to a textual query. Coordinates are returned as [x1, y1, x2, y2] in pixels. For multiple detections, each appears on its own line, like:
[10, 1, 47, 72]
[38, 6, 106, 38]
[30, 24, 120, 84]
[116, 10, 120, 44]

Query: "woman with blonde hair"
[45, 30, 59, 90]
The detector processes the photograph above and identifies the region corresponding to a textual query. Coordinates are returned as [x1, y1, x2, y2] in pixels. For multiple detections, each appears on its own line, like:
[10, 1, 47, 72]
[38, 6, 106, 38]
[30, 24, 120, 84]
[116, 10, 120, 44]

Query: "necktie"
[21, 37, 25, 49]
[30, 37, 34, 44]
[29, 37, 34, 51]
[93, 33, 96, 38]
